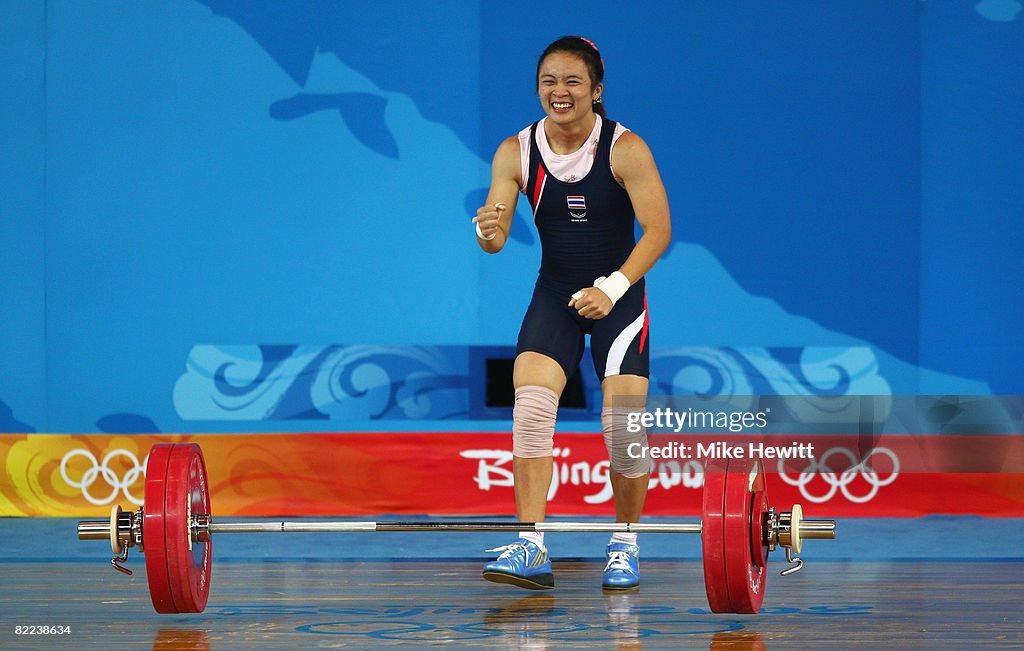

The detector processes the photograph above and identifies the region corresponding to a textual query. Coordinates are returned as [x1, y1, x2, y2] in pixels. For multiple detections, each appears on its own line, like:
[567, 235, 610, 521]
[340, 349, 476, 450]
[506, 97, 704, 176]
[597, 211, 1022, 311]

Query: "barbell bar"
[77, 443, 835, 614]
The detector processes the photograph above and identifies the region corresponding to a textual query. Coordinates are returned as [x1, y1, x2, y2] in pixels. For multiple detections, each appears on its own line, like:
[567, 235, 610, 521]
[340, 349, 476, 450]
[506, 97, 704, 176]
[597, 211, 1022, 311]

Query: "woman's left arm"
[568, 131, 671, 319]
[613, 131, 672, 283]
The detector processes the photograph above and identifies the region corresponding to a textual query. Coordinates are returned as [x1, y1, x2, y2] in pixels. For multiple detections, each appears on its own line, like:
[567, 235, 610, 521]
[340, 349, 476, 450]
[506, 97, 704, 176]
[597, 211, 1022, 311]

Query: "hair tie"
[578, 36, 605, 72]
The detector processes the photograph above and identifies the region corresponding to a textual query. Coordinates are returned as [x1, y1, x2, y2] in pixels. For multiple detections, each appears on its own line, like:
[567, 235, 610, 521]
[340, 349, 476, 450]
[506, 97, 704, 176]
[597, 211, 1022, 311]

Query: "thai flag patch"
[567, 196, 586, 210]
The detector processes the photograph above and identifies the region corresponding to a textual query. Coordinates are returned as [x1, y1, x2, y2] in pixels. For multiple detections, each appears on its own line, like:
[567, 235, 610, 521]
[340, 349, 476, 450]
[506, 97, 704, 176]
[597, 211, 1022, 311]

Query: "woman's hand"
[473, 202, 506, 241]
[569, 284, 614, 320]
[569, 272, 631, 319]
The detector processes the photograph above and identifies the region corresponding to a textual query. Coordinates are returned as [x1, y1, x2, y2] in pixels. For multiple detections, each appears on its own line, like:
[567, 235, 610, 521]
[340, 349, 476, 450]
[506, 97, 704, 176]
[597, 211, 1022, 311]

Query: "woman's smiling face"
[537, 52, 602, 126]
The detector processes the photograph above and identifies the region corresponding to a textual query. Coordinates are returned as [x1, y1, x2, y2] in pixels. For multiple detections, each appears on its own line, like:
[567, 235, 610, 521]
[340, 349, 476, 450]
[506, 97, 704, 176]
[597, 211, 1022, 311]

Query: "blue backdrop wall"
[1, 1, 1021, 433]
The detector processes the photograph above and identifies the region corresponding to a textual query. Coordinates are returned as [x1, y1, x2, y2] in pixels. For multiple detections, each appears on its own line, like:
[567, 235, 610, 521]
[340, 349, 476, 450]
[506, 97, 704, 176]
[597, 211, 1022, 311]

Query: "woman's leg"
[598, 373, 649, 589]
[600, 374, 650, 522]
[511, 351, 567, 522]
[482, 351, 567, 589]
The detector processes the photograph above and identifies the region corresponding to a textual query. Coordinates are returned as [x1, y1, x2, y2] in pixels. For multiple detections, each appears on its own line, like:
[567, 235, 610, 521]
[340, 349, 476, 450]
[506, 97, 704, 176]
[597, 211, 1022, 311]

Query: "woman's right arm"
[474, 136, 522, 253]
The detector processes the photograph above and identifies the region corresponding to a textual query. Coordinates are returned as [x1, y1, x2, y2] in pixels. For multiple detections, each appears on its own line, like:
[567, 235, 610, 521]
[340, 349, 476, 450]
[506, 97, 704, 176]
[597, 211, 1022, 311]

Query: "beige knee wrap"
[513, 385, 559, 458]
[602, 407, 652, 478]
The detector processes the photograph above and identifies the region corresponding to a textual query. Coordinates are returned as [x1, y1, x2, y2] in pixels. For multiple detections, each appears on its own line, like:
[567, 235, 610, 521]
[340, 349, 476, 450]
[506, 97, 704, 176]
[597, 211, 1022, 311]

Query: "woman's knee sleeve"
[512, 385, 559, 458]
[602, 406, 652, 478]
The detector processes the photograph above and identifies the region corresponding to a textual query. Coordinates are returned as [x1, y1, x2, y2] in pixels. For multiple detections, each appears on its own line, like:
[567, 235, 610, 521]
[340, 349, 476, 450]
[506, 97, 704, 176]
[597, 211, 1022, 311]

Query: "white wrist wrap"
[475, 222, 495, 240]
[594, 271, 631, 306]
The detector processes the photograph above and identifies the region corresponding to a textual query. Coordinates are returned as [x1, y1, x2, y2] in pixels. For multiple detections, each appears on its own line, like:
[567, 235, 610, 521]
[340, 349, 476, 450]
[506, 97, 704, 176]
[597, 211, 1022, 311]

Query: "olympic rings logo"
[778, 447, 898, 504]
[59, 449, 148, 506]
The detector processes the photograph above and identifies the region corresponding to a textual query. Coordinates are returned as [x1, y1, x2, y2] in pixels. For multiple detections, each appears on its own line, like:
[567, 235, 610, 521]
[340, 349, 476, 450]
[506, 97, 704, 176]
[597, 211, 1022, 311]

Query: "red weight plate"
[701, 458, 732, 613]
[143, 444, 175, 613]
[164, 443, 213, 613]
[723, 458, 768, 614]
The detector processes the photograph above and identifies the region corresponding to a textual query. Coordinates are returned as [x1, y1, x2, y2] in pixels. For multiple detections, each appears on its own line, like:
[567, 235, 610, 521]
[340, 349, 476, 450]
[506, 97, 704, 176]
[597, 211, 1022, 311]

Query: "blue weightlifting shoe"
[482, 538, 554, 590]
[602, 542, 640, 590]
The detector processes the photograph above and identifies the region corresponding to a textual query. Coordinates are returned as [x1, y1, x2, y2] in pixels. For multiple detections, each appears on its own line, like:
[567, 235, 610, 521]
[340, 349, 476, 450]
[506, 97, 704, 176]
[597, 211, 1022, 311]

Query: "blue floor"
[5, 515, 1023, 564]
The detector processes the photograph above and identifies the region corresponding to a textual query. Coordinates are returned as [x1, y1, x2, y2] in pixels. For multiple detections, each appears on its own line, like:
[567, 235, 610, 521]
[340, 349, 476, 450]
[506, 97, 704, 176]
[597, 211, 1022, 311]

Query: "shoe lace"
[486, 543, 526, 560]
[605, 550, 635, 574]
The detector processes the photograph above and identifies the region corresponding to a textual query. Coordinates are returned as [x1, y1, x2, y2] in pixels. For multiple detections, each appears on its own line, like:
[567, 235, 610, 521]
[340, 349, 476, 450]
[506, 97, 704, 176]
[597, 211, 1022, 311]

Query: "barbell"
[77, 443, 835, 614]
